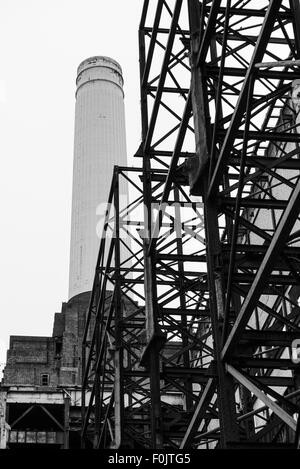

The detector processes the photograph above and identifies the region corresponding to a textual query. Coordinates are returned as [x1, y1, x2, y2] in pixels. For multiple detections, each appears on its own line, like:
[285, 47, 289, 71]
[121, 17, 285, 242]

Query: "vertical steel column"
[222, 74, 255, 344]
[113, 170, 125, 448]
[94, 318, 101, 447]
[187, 0, 208, 194]
[139, 1, 164, 448]
[291, 0, 300, 55]
[203, 189, 240, 447]
[174, 186, 193, 411]
[81, 337, 86, 448]
[63, 395, 70, 449]
[188, 0, 239, 447]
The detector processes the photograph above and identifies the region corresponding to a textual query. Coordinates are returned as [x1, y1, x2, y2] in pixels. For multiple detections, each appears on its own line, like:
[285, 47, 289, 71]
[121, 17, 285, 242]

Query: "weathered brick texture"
[2, 292, 90, 388]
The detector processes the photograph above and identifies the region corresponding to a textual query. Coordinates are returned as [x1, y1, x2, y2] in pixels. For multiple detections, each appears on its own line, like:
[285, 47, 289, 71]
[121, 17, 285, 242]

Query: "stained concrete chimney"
[68, 56, 127, 299]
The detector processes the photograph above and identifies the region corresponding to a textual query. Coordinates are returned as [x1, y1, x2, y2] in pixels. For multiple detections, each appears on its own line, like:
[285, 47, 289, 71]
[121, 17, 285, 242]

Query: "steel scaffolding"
[81, 0, 300, 449]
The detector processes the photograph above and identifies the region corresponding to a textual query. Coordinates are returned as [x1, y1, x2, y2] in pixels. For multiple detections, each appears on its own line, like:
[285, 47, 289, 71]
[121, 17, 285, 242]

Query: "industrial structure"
[0, 56, 127, 449]
[2, 0, 300, 451]
[69, 56, 128, 300]
[81, 0, 300, 450]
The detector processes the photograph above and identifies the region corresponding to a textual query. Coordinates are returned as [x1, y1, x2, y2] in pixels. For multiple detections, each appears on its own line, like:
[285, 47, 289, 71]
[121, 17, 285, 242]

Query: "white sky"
[0, 0, 142, 374]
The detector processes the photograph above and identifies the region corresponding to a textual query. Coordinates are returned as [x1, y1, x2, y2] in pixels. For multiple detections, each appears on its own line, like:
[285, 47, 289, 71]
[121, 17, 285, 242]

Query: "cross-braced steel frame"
[81, 0, 300, 449]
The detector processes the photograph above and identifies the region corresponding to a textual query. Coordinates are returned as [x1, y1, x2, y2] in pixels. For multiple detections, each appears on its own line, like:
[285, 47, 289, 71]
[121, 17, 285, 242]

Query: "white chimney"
[68, 56, 127, 299]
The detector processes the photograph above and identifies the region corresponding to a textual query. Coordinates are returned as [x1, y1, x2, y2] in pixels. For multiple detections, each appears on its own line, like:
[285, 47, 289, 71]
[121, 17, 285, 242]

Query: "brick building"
[0, 292, 90, 449]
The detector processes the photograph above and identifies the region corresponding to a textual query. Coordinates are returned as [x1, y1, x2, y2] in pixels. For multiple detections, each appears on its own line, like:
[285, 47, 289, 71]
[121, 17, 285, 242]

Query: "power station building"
[2, 0, 300, 451]
[0, 56, 127, 449]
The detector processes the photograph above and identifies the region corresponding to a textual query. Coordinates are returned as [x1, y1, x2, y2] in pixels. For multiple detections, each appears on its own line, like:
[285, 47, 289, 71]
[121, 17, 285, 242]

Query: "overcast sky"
[0, 0, 142, 374]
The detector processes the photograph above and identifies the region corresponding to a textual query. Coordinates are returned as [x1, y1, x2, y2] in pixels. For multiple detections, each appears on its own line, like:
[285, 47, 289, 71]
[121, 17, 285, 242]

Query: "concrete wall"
[0, 391, 9, 449]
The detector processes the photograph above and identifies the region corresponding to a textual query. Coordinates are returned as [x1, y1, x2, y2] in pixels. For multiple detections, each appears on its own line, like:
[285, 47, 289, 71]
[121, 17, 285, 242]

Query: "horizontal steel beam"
[161, 307, 210, 317]
[240, 330, 300, 346]
[206, 65, 300, 80]
[232, 273, 300, 285]
[206, 6, 292, 18]
[221, 243, 300, 255]
[228, 155, 300, 170]
[217, 129, 300, 143]
[221, 197, 288, 210]
[231, 358, 298, 369]
[255, 376, 294, 387]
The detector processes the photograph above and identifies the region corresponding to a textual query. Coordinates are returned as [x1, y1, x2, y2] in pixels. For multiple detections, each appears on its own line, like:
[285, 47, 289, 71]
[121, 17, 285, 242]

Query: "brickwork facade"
[1, 292, 90, 388]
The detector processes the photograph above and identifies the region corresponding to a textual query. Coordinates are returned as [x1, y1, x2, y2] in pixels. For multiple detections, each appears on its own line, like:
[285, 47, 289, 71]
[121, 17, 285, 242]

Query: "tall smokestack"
[68, 56, 127, 300]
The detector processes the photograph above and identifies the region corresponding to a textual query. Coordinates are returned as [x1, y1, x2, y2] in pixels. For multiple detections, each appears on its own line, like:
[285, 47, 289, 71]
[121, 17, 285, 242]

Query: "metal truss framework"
[81, 0, 300, 449]
[6, 397, 71, 448]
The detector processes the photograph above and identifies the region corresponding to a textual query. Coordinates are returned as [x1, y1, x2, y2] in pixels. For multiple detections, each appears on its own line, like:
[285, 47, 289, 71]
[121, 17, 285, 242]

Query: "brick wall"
[1, 291, 138, 389]
[3, 336, 59, 387]
[2, 292, 90, 388]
